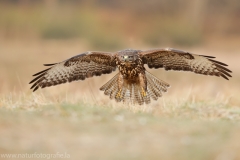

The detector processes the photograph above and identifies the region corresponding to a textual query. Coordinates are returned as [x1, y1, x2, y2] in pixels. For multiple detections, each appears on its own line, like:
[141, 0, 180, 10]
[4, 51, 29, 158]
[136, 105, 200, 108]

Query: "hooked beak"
[123, 55, 133, 63]
[123, 55, 129, 62]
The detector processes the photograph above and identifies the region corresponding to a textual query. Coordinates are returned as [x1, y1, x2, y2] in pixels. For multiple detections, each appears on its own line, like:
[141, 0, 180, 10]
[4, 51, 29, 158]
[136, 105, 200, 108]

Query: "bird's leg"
[115, 73, 124, 99]
[115, 89, 122, 98]
[141, 87, 146, 97]
[139, 72, 147, 97]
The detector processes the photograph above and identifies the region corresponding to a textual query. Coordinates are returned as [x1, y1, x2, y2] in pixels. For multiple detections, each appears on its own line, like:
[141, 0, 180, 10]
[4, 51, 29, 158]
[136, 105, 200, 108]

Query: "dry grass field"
[1, 1, 240, 160]
[0, 39, 240, 160]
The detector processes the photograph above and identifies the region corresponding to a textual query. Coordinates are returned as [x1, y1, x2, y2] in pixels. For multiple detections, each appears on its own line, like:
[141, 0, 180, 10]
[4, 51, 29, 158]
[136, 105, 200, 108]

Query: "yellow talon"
[141, 87, 147, 97]
[115, 89, 122, 98]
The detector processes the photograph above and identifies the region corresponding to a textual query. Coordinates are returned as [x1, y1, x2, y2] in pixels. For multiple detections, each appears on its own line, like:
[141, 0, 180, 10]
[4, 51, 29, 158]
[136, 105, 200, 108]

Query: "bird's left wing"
[30, 51, 117, 91]
[140, 48, 232, 80]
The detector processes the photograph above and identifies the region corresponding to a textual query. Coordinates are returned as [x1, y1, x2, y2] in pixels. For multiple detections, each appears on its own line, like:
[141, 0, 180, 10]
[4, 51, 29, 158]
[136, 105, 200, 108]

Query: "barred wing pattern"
[30, 52, 117, 92]
[140, 48, 232, 80]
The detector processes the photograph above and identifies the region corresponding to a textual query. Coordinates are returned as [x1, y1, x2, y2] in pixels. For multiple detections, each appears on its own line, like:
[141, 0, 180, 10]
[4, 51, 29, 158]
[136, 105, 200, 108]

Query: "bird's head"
[117, 49, 140, 64]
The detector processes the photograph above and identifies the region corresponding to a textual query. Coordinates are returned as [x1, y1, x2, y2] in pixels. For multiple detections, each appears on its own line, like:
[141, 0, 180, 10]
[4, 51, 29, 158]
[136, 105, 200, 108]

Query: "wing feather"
[140, 48, 232, 80]
[199, 55, 216, 58]
[32, 68, 52, 76]
[44, 63, 57, 66]
[30, 51, 117, 91]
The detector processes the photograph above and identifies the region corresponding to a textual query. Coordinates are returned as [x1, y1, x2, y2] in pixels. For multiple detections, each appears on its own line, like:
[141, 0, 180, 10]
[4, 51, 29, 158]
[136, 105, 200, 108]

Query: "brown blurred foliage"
[0, 0, 240, 49]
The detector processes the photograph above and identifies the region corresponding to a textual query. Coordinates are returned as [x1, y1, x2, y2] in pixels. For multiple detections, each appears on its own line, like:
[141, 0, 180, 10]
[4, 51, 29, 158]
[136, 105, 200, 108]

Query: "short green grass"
[1, 92, 240, 160]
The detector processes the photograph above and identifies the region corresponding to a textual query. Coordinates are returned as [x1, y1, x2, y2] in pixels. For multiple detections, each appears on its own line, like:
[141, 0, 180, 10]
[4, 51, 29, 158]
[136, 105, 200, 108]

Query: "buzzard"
[30, 48, 232, 105]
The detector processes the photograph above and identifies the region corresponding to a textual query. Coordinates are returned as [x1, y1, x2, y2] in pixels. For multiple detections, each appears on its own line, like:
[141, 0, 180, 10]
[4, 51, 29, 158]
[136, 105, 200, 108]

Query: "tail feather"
[130, 84, 134, 103]
[100, 73, 119, 96]
[100, 71, 170, 105]
[135, 85, 144, 105]
[147, 81, 159, 100]
[110, 89, 117, 100]
[122, 86, 128, 103]
[147, 76, 163, 98]
[146, 72, 169, 101]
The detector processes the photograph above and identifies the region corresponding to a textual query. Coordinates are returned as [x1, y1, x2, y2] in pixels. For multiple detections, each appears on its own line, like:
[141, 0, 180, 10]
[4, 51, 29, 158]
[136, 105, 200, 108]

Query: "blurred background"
[0, 0, 239, 100]
[1, 1, 240, 159]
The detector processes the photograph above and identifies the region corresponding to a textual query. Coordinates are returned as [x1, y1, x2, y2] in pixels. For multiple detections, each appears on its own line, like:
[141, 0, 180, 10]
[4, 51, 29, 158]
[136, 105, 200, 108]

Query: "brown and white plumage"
[99, 71, 169, 105]
[30, 48, 232, 105]
[140, 48, 232, 80]
[30, 51, 116, 92]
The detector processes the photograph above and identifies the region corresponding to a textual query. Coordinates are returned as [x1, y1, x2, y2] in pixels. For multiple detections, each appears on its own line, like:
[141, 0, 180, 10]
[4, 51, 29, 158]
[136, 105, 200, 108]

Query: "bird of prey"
[30, 48, 232, 105]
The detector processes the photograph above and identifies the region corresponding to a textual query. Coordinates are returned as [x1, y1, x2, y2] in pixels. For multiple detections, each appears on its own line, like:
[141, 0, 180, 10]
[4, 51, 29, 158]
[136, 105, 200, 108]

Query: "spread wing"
[140, 48, 232, 80]
[30, 51, 117, 92]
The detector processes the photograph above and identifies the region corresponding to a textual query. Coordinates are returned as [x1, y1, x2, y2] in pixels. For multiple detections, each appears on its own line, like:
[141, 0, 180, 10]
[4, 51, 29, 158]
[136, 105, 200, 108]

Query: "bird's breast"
[118, 62, 144, 79]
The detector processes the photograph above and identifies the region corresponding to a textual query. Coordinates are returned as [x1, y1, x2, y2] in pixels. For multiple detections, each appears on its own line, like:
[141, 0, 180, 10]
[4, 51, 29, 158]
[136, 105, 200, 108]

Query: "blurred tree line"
[0, 0, 239, 49]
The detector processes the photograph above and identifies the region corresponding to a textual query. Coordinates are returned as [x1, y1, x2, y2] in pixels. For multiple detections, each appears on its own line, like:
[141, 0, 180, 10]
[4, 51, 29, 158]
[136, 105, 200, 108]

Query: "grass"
[0, 2, 240, 159]
[0, 90, 240, 160]
[0, 39, 240, 160]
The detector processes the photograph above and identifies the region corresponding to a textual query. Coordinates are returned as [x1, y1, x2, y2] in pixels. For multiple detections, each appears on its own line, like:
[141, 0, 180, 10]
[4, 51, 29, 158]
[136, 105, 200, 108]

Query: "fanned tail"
[100, 71, 170, 105]
[100, 73, 119, 100]
[145, 71, 170, 102]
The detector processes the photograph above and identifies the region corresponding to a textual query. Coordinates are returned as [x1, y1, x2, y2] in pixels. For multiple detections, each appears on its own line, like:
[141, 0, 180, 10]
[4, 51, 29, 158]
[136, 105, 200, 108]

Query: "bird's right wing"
[140, 48, 232, 80]
[30, 51, 117, 91]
